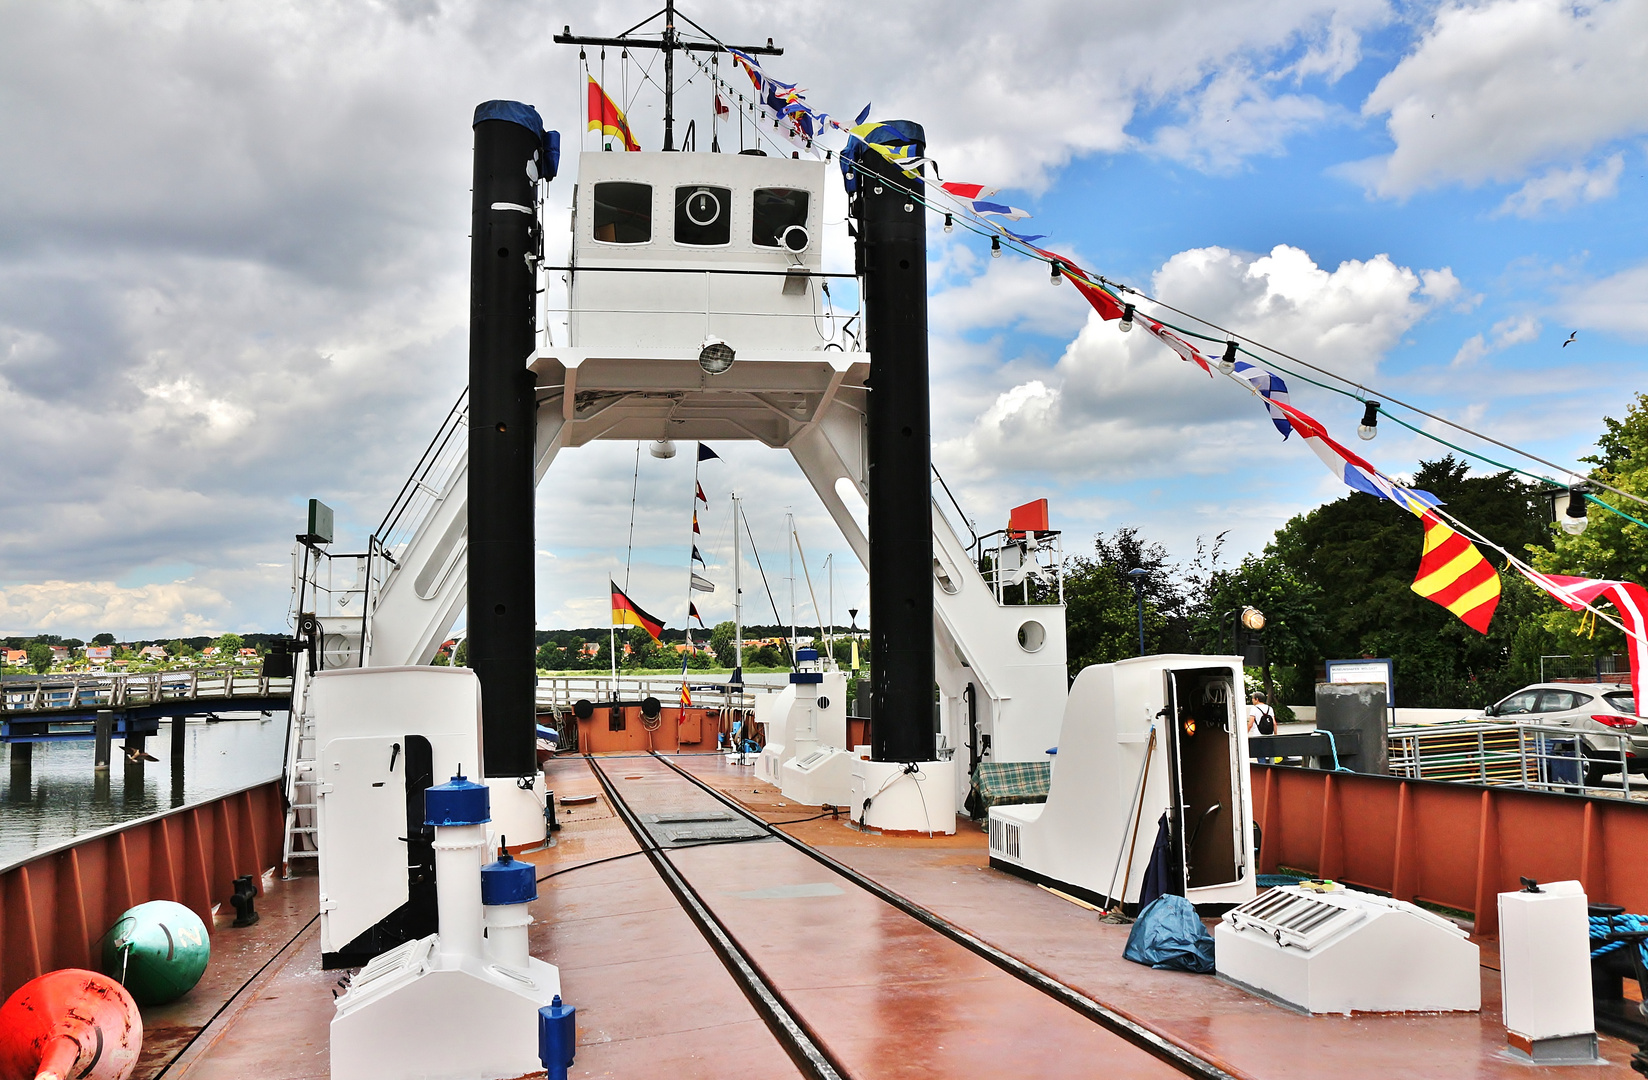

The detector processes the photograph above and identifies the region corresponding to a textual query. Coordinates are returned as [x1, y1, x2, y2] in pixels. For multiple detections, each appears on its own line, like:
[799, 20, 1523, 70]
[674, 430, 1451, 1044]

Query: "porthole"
[1017, 620, 1046, 653]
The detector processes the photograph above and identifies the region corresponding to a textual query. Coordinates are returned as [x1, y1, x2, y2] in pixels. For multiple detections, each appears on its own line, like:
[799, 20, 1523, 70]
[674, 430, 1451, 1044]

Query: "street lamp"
[1127, 568, 1149, 656]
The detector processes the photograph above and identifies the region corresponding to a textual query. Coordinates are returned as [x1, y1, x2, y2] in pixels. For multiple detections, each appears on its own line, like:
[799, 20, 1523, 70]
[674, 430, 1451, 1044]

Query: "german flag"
[1410, 514, 1500, 633]
[610, 580, 664, 641]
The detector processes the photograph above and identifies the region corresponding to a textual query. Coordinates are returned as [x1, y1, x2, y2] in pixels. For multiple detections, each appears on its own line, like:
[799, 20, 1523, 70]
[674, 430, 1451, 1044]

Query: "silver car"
[1481, 682, 1645, 785]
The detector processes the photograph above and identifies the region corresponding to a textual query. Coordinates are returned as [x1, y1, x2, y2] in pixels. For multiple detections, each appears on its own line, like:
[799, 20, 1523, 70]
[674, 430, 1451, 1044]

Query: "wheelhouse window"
[675, 186, 732, 245]
[752, 188, 809, 248]
[592, 182, 651, 244]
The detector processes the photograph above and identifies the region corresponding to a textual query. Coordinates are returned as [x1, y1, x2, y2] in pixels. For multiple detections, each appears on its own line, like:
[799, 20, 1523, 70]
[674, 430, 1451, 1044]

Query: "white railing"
[531, 672, 788, 718]
[1388, 720, 1637, 798]
[2, 668, 293, 713]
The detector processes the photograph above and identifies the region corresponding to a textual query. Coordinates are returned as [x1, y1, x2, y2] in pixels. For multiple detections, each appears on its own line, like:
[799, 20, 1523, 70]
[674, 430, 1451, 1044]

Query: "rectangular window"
[752, 188, 809, 249]
[675, 186, 731, 246]
[592, 182, 651, 244]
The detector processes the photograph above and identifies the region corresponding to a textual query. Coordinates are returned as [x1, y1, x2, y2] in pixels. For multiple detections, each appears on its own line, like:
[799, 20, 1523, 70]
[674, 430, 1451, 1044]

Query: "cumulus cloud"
[1359, 0, 1648, 198]
[1451, 312, 1541, 366]
[938, 244, 1457, 480]
[1497, 153, 1625, 217]
[0, 579, 231, 638]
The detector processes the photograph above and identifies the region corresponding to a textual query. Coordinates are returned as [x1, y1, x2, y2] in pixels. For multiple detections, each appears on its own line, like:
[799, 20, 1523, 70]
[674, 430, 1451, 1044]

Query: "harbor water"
[0, 713, 287, 868]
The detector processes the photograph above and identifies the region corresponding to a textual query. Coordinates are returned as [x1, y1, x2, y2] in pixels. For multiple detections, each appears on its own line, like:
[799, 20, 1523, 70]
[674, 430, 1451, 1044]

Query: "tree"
[1264, 455, 1546, 707]
[1064, 526, 1194, 678]
[212, 633, 245, 658]
[709, 621, 737, 666]
[625, 626, 658, 668]
[1189, 551, 1324, 708]
[166, 639, 192, 658]
[453, 638, 469, 666]
[27, 642, 53, 673]
[535, 641, 562, 670]
[92, 633, 115, 646]
[1528, 391, 1648, 666]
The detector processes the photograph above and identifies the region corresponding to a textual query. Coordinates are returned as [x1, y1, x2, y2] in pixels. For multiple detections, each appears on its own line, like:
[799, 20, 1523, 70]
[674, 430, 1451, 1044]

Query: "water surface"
[1, 713, 286, 868]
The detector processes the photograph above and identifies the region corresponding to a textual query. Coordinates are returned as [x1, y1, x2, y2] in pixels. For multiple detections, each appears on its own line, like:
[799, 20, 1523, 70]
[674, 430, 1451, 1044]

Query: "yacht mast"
[732, 493, 743, 671]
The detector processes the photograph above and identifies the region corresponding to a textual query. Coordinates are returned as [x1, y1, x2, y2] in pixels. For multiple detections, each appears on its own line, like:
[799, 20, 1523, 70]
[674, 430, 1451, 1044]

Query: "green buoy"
[99, 899, 211, 1005]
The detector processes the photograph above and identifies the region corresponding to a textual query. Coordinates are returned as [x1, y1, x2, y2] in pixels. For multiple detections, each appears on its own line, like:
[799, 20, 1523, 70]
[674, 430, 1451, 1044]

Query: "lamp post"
[1127, 568, 1149, 656]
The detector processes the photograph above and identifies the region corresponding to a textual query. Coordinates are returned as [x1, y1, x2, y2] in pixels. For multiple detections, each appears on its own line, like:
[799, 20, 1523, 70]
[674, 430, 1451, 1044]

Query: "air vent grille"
[989, 818, 1021, 859]
[1226, 886, 1367, 951]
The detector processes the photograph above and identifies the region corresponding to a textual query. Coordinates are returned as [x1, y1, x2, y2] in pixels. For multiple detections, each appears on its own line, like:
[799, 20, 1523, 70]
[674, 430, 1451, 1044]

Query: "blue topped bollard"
[538, 995, 576, 1080]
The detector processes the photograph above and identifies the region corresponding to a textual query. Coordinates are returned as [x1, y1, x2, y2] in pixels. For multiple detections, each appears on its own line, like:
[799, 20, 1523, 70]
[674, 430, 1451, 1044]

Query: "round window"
[685, 188, 722, 226]
[1017, 620, 1046, 653]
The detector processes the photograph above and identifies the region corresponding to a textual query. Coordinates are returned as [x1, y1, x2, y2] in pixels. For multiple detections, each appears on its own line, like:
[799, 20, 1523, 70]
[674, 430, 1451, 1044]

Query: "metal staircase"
[281, 672, 319, 877]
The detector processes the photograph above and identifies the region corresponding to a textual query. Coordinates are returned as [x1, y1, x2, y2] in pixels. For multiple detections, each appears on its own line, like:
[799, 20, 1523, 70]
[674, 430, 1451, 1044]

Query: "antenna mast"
[555, 2, 783, 152]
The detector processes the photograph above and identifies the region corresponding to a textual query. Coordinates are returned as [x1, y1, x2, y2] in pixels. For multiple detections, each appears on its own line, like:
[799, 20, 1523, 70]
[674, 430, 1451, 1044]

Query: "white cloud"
[0, 579, 231, 638]
[1497, 153, 1625, 217]
[1359, 0, 1648, 198]
[1563, 262, 1648, 342]
[1451, 312, 1541, 365]
[938, 243, 1456, 480]
[1147, 66, 1338, 172]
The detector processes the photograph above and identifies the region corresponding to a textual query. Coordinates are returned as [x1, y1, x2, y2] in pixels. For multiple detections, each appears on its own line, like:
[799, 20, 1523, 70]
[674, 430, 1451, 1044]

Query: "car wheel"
[1583, 759, 1613, 788]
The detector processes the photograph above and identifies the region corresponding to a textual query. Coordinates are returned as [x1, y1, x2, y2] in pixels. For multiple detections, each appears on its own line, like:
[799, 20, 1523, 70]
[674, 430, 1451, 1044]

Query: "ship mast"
[554, 2, 783, 152]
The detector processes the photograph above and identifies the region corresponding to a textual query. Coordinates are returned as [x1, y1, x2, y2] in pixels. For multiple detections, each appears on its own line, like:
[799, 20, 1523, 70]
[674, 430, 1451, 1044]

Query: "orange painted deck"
[106, 755, 1645, 1078]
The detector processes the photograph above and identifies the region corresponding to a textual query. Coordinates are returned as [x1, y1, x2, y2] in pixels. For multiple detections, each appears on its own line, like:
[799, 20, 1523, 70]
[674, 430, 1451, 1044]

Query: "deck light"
[1563, 485, 1590, 535]
[1219, 341, 1238, 373]
[698, 337, 735, 375]
[649, 438, 676, 459]
[1118, 303, 1135, 333]
[990, 236, 1001, 258]
[1358, 400, 1380, 441]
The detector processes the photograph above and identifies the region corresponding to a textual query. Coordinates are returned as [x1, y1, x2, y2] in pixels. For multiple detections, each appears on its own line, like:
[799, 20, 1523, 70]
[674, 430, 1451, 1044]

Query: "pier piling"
[94, 710, 114, 770]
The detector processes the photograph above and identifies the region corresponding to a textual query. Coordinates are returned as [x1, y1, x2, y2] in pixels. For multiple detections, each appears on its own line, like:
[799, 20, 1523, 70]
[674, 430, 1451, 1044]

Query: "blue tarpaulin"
[1123, 894, 1216, 974]
[473, 100, 560, 179]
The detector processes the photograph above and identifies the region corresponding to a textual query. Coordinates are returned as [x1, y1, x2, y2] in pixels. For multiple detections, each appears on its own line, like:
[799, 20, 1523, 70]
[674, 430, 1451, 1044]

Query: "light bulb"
[1050, 260, 1062, 285]
[990, 236, 1001, 258]
[1563, 487, 1589, 535]
[1219, 341, 1238, 373]
[1118, 303, 1135, 333]
[943, 213, 953, 233]
[1358, 400, 1380, 441]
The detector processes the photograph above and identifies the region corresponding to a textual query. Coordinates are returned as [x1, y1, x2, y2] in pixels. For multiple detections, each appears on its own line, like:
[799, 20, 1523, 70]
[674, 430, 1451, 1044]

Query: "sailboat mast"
[786, 511, 796, 657]
[732, 493, 743, 670]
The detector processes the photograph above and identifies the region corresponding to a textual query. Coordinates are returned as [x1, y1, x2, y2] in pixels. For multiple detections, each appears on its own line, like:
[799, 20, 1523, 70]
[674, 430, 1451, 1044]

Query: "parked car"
[1478, 682, 1644, 785]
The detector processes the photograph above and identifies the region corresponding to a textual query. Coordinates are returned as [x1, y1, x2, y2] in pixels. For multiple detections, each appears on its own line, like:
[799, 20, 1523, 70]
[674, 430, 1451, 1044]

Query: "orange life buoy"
[0, 969, 143, 1080]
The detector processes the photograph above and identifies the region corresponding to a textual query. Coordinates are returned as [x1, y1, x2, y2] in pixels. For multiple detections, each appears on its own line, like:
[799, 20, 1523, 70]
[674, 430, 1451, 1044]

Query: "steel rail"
[649, 751, 1248, 1080]
[584, 754, 847, 1080]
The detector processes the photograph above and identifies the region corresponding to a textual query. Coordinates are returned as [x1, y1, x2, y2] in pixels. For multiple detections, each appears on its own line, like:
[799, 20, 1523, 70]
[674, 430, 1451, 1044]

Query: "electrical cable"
[535, 831, 778, 882]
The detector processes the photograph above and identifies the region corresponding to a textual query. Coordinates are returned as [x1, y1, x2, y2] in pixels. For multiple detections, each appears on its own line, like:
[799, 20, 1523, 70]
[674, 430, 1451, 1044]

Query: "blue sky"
[1, 0, 1645, 638]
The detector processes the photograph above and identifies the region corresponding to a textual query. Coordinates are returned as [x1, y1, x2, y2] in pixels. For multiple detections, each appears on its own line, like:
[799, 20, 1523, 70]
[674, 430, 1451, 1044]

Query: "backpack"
[1256, 705, 1275, 736]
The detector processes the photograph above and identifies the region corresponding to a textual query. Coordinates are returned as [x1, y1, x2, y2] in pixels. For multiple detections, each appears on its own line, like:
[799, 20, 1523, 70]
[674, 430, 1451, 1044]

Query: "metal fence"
[1388, 720, 1636, 797]
[531, 673, 787, 717]
[2, 669, 293, 714]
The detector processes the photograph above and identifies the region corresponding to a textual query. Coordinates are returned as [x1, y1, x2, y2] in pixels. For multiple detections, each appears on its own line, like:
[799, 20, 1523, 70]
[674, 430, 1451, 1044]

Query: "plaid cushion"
[972, 760, 1052, 809]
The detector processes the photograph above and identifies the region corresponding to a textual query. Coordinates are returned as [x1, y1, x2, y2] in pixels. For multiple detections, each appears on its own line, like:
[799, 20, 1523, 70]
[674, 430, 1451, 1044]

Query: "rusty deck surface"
[140, 751, 1643, 1079]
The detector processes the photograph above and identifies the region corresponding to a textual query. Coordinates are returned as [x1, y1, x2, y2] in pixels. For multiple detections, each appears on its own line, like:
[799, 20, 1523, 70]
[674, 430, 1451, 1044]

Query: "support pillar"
[468, 101, 551, 779]
[94, 709, 114, 770]
[853, 123, 936, 764]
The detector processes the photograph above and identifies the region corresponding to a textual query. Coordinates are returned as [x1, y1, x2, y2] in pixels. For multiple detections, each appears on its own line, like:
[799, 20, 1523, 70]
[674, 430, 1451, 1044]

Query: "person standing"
[1248, 691, 1275, 736]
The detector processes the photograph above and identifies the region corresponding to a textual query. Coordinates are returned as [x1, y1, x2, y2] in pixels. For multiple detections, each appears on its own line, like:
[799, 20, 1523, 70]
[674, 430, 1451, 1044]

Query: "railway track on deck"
[583, 752, 1244, 1080]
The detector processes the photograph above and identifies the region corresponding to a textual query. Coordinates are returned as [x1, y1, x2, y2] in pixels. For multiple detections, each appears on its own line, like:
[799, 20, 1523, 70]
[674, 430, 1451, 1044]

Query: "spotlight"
[1241, 606, 1266, 631]
[698, 337, 735, 375]
[1563, 485, 1590, 535]
[1358, 400, 1380, 441]
[1219, 340, 1238, 373]
[1118, 303, 1135, 333]
[649, 438, 676, 459]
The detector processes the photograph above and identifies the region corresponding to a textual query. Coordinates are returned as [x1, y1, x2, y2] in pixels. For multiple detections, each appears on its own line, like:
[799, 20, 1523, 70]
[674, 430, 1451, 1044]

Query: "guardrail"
[532, 673, 787, 717]
[1, 669, 293, 714]
[1388, 720, 1635, 796]
[1252, 764, 1648, 937]
[0, 778, 285, 1001]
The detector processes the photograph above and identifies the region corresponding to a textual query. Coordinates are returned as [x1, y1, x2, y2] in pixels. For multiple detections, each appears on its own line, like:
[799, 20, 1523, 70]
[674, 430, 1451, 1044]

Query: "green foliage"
[1529, 392, 1648, 665]
[166, 639, 193, 658]
[453, 638, 469, 666]
[709, 621, 737, 666]
[27, 642, 53, 673]
[624, 625, 659, 668]
[92, 633, 116, 646]
[535, 640, 562, 670]
[1063, 527, 1194, 677]
[212, 633, 244, 657]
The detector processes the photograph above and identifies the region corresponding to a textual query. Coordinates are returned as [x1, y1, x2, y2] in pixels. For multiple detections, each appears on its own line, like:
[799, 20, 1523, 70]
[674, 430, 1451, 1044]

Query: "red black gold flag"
[610, 580, 664, 640]
[689, 602, 704, 625]
[696, 481, 708, 504]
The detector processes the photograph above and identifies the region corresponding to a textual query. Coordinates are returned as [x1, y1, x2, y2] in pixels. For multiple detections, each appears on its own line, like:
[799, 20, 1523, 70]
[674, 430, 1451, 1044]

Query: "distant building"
[1, 649, 25, 667]
[49, 646, 70, 663]
[139, 645, 168, 661]
[84, 646, 113, 664]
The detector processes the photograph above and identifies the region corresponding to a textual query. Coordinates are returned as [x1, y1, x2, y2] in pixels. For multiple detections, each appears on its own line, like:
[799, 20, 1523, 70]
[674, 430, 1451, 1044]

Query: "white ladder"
[282, 706, 319, 877]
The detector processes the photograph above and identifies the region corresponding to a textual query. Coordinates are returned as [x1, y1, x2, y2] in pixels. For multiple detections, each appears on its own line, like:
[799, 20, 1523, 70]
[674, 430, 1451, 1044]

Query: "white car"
[1480, 682, 1644, 785]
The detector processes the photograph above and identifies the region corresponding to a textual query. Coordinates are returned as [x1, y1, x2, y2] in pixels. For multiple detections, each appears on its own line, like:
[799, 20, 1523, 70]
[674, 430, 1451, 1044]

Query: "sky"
[2, 0, 1647, 640]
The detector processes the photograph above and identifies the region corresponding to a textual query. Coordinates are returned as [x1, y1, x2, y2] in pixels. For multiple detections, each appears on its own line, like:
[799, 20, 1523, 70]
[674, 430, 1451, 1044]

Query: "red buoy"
[0, 969, 143, 1080]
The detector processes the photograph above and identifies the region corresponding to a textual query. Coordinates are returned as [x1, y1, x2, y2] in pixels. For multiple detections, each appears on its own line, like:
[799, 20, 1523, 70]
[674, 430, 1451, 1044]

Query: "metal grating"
[641, 811, 767, 846]
[1226, 887, 1367, 951]
[989, 818, 1021, 859]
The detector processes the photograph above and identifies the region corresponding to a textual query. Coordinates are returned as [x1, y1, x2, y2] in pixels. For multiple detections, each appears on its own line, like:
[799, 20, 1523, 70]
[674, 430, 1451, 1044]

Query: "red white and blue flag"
[1519, 574, 1648, 707]
[939, 182, 1031, 221]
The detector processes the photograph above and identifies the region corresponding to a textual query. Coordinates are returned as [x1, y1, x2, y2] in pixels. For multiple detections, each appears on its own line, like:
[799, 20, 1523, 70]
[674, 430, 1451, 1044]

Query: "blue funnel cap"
[481, 849, 538, 906]
[425, 773, 490, 827]
[796, 648, 818, 662]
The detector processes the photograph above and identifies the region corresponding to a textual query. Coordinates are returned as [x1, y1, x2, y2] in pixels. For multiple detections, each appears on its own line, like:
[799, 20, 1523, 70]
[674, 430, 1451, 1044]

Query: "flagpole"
[787, 511, 796, 659]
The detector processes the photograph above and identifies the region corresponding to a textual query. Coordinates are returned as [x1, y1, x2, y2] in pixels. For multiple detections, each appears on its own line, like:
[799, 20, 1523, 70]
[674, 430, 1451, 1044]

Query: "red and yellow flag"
[587, 77, 640, 152]
[610, 580, 663, 640]
[1410, 513, 1500, 633]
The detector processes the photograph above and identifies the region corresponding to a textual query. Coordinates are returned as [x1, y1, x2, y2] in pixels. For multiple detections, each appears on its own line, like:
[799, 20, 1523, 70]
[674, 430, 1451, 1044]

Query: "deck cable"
[649, 751, 1250, 1080]
[584, 754, 849, 1080]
